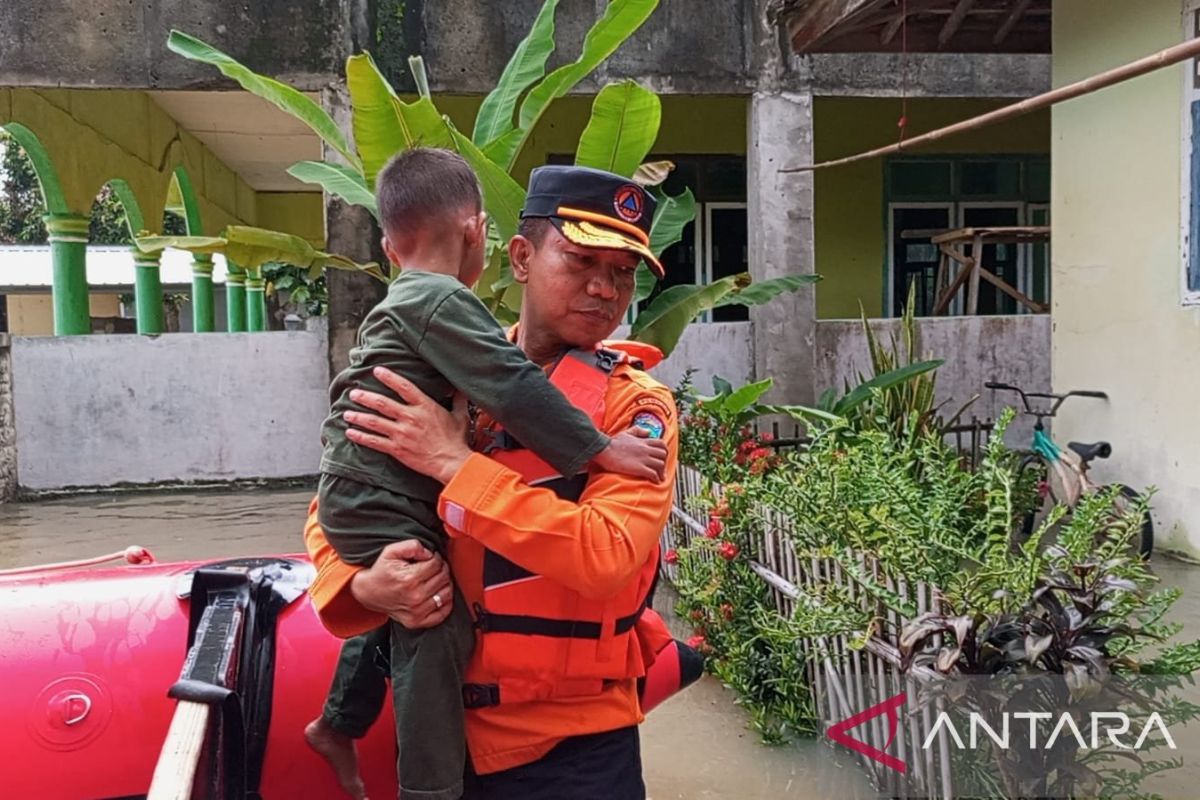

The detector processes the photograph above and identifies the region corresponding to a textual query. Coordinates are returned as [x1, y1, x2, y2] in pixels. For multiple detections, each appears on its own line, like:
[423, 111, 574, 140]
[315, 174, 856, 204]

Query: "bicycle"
[985, 381, 1154, 558]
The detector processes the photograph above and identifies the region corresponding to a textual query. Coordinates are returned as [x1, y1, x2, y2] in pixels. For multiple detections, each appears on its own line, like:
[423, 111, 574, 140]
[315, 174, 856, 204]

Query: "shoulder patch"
[632, 411, 665, 440]
[632, 393, 674, 422]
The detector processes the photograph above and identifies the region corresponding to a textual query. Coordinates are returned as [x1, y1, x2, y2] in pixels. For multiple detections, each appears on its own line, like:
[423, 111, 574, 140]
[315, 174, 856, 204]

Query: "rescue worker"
[306, 165, 692, 799]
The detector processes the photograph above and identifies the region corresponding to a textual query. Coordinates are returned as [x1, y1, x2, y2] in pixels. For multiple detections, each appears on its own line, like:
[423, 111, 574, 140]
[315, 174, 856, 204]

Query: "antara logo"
[826, 692, 1178, 775]
[826, 691, 908, 774]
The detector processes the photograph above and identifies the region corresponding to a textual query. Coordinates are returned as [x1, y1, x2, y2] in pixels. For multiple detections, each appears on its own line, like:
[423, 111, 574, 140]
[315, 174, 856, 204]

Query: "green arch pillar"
[132, 250, 165, 334]
[245, 272, 267, 332]
[44, 214, 91, 336]
[191, 255, 215, 332]
[226, 264, 247, 332]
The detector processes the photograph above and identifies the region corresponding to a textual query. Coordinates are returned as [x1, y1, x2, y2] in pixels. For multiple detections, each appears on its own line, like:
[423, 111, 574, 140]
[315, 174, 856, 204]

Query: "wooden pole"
[147, 701, 210, 800]
[782, 35, 1200, 172]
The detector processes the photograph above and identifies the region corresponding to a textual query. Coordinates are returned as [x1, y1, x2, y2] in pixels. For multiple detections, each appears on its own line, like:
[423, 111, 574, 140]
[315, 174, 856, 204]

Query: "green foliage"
[136, 227, 379, 281]
[167, 5, 813, 354]
[0, 132, 48, 244]
[263, 261, 328, 316]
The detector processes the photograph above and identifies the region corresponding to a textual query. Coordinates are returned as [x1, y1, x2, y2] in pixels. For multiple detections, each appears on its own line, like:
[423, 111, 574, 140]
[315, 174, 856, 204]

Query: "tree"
[0, 132, 48, 244]
[152, 0, 817, 354]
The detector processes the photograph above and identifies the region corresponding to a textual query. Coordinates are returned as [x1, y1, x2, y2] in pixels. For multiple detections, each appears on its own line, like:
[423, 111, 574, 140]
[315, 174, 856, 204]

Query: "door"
[959, 204, 1022, 315]
[890, 204, 952, 316]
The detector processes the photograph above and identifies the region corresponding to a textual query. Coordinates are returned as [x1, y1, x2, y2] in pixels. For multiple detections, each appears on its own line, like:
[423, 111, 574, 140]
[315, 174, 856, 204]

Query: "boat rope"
[0, 545, 155, 576]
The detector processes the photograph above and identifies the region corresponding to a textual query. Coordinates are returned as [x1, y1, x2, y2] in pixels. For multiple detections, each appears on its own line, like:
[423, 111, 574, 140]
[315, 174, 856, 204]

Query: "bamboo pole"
[782, 35, 1200, 173]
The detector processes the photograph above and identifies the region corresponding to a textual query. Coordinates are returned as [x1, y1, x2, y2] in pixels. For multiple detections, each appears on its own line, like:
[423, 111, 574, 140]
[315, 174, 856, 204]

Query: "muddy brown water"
[5, 489, 1200, 798]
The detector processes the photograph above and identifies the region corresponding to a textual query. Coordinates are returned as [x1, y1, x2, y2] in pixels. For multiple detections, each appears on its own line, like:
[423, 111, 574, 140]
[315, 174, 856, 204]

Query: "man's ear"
[508, 235, 533, 285]
[464, 212, 487, 248]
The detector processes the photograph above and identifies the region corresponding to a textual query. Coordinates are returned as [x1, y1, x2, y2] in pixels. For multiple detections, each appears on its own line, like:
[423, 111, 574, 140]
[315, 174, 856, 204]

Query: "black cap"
[522, 165, 663, 278]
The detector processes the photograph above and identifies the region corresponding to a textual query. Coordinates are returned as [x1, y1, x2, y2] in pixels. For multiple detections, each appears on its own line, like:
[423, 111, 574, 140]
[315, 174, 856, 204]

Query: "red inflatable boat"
[0, 552, 400, 799]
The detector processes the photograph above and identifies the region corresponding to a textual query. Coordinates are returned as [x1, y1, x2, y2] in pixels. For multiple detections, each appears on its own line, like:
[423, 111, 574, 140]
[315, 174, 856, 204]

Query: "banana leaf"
[167, 31, 359, 170]
[473, 0, 560, 147]
[633, 160, 674, 187]
[649, 188, 696, 257]
[287, 161, 378, 217]
[629, 276, 738, 355]
[450, 128, 526, 243]
[501, 0, 659, 170]
[714, 274, 821, 307]
[633, 264, 656, 303]
[346, 53, 452, 189]
[136, 227, 382, 282]
[575, 80, 661, 178]
[722, 378, 775, 415]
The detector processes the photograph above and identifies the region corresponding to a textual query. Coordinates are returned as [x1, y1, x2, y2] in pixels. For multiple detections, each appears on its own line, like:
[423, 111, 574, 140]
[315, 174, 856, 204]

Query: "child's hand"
[593, 428, 668, 482]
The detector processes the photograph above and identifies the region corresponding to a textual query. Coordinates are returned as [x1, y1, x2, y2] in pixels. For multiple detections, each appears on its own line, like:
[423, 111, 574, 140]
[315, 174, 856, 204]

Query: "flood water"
[6, 489, 1200, 798]
[0, 488, 870, 800]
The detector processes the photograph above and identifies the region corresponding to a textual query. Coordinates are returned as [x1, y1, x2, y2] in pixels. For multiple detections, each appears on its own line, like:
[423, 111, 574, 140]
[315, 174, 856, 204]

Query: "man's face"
[511, 225, 639, 348]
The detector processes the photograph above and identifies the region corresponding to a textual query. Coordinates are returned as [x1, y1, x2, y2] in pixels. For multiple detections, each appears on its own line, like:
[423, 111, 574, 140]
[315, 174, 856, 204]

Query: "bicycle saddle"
[1067, 441, 1112, 462]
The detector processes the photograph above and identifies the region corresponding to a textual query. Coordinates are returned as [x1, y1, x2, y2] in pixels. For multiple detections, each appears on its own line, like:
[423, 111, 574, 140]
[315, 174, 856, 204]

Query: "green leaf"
[832, 359, 945, 416]
[501, 0, 659, 169]
[346, 53, 451, 189]
[760, 403, 844, 425]
[409, 55, 431, 99]
[630, 276, 737, 355]
[287, 161, 378, 217]
[473, 0, 560, 147]
[714, 274, 820, 308]
[449, 128, 526, 243]
[575, 80, 661, 178]
[712, 376, 734, 397]
[723, 378, 775, 415]
[167, 31, 359, 169]
[633, 263, 657, 303]
[633, 160, 674, 187]
[136, 227, 383, 283]
[649, 188, 696, 257]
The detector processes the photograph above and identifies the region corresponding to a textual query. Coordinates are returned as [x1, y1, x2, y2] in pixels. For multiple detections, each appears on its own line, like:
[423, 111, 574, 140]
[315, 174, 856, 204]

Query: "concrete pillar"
[322, 83, 385, 376]
[191, 255, 215, 332]
[44, 214, 91, 336]
[132, 249, 165, 334]
[226, 266, 247, 333]
[746, 90, 817, 405]
[0, 334, 17, 501]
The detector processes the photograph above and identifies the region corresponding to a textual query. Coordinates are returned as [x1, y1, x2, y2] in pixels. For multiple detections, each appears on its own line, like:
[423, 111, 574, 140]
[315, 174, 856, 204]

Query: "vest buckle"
[594, 349, 619, 373]
[463, 683, 501, 709]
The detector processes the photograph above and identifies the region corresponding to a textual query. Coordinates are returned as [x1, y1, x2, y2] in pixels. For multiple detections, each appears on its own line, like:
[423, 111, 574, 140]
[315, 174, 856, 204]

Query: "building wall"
[815, 315, 1051, 444]
[813, 98, 1051, 319]
[1053, 0, 1200, 556]
[11, 329, 328, 490]
[7, 293, 122, 336]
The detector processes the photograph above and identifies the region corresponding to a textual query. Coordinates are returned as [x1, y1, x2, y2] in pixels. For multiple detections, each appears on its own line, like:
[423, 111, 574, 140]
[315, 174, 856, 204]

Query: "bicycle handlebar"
[985, 381, 1108, 416]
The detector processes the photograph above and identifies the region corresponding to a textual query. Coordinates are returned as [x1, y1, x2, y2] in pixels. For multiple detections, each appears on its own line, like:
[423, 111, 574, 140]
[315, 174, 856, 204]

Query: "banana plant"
[163, 0, 815, 356]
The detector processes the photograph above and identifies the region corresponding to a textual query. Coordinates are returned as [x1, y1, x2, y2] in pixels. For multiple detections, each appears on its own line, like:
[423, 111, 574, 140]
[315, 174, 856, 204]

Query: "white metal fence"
[662, 465, 954, 798]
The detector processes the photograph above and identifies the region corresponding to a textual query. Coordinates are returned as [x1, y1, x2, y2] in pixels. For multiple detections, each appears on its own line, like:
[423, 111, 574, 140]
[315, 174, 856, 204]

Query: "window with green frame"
[885, 155, 1050, 317]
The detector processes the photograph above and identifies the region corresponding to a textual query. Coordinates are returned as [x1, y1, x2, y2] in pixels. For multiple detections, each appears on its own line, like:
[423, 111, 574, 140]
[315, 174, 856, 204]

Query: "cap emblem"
[613, 185, 645, 224]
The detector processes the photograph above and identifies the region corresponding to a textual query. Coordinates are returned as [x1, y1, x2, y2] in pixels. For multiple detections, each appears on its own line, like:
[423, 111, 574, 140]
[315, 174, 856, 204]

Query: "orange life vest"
[459, 346, 662, 709]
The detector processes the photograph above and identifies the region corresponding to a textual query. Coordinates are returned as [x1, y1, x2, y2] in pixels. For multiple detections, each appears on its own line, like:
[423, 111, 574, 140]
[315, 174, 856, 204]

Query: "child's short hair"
[375, 148, 482, 237]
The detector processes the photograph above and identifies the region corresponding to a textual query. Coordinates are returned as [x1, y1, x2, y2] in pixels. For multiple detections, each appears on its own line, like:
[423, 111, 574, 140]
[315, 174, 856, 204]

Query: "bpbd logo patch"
[614, 185, 644, 223]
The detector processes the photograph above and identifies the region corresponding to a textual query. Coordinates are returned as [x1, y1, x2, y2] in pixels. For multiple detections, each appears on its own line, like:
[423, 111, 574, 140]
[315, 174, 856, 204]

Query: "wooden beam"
[881, 11, 907, 44]
[938, 0, 975, 47]
[783, 35, 1200, 172]
[993, 0, 1034, 45]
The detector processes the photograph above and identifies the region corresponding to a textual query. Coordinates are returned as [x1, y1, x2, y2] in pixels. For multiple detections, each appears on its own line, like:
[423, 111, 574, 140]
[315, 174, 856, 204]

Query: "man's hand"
[593, 426, 669, 482]
[344, 366, 472, 484]
[349, 540, 454, 629]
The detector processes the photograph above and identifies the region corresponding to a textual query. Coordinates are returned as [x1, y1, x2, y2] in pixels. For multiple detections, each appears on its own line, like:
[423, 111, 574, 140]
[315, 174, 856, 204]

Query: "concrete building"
[0, 0, 1055, 492]
[1050, 0, 1200, 556]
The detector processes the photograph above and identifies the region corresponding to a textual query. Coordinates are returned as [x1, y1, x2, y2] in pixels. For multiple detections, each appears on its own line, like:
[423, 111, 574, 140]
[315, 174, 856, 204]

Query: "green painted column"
[226, 265, 247, 332]
[44, 214, 91, 335]
[246, 273, 267, 332]
[132, 250, 165, 334]
[191, 255, 215, 332]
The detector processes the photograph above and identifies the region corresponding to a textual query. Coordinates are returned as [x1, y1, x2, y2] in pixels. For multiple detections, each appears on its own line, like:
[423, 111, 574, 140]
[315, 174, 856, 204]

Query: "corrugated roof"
[0, 246, 230, 289]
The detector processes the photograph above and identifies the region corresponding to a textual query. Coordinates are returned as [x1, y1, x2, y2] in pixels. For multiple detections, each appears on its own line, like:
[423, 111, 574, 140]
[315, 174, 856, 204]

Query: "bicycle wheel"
[1108, 484, 1154, 559]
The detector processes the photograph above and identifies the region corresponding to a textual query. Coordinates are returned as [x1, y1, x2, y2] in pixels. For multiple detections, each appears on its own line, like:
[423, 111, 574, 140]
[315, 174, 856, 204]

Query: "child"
[312, 148, 666, 800]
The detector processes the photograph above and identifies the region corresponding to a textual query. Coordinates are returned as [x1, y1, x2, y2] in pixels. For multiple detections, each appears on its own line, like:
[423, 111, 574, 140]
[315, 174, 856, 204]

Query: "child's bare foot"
[304, 717, 368, 800]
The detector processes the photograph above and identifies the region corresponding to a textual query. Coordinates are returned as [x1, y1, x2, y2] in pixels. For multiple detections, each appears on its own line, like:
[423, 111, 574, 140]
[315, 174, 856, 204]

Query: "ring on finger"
[432, 592, 444, 609]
